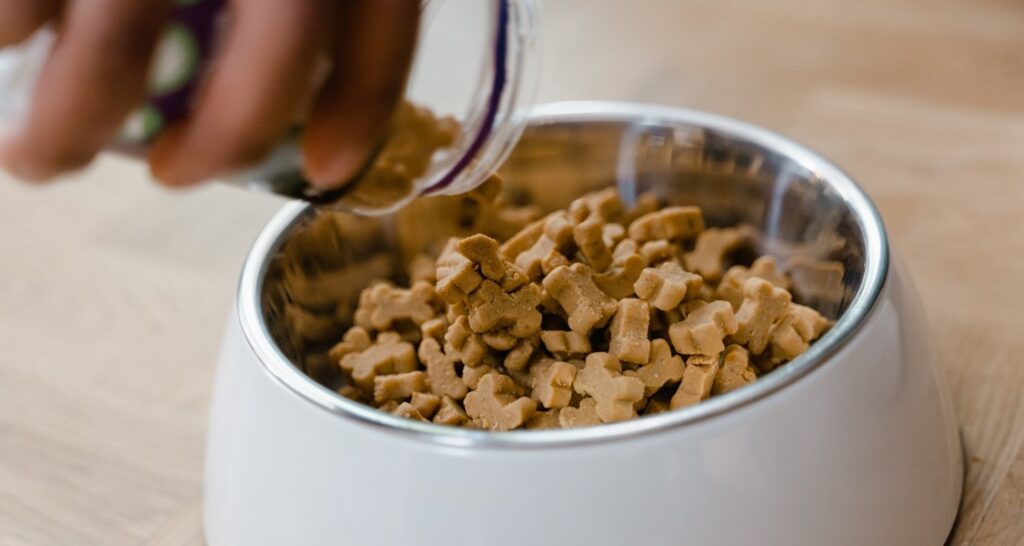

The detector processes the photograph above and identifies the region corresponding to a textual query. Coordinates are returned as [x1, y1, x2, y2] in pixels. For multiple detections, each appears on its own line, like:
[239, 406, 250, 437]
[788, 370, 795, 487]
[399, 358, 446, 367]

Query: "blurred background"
[1, 0, 1022, 544]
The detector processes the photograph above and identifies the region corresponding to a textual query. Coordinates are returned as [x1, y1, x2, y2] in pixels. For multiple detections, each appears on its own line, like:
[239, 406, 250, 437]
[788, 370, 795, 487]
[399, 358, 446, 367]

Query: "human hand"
[0, 0, 420, 188]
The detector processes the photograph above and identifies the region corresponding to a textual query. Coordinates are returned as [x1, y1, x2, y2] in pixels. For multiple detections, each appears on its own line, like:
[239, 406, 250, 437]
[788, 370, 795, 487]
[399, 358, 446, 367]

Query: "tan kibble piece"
[420, 317, 447, 342]
[462, 363, 495, 390]
[482, 330, 518, 351]
[530, 359, 578, 409]
[444, 315, 487, 366]
[340, 336, 417, 389]
[410, 392, 441, 419]
[712, 345, 757, 395]
[354, 278, 434, 329]
[602, 223, 626, 249]
[418, 337, 468, 400]
[612, 238, 640, 264]
[627, 206, 704, 242]
[573, 353, 645, 422]
[669, 300, 739, 356]
[625, 339, 685, 395]
[609, 298, 651, 364]
[337, 384, 362, 401]
[464, 373, 538, 431]
[467, 281, 543, 338]
[717, 256, 790, 310]
[436, 238, 483, 304]
[433, 396, 469, 426]
[456, 234, 507, 281]
[373, 371, 427, 403]
[543, 264, 619, 334]
[768, 304, 832, 362]
[328, 326, 372, 363]
[514, 212, 574, 280]
[785, 256, 846, 309]
[594, 253, 646, 300]
[540, 330, 592, 359]
[408, 253, 437, 284]
[734, 278, 792, 355]
[499, 217, 545, 261]
[540, 249, 571, 276]
[671, 354, 720, 409]
[378, 401, 400, 413]
[392, 402, 427, 421]
[685, 227, 751, 282]
[570, 187, 624, 221]
[621, 192, 661, 225]
[634, 261, 702, 311]
[504, 336, 538, 372]
[526, 410, 563, 430]
[558, 397, 602, 428]
[573, 213, 614, 272]
[640, 239, 679, 264]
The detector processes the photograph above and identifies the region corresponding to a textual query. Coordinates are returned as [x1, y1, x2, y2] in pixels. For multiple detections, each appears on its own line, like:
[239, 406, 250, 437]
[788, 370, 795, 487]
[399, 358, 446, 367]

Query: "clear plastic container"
[0, 0, 540, 215]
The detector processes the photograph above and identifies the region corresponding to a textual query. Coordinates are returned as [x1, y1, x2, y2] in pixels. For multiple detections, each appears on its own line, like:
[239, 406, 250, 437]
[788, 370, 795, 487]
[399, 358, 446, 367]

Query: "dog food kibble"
[305, 186, 834, 430]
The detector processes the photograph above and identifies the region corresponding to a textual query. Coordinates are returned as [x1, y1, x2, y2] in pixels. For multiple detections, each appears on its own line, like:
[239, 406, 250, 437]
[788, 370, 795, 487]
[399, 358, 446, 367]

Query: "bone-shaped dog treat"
[504, 336, 539, 372]
[594, 252, 646, 300]
[558, 397, 602, 428]
[392, 402, 427, 421]
[436, 238, 483, 304]
[717, 256, 790, 310]
[340, 335, 418, 389]
[543, 264, 619, 334]
[733, 277, 792, 355]
[634, 261, 702, 311]
[569, 187, 624, 222]
[514, 212, 575, 280]
[573, 353, 646, 422]
[669, 300, 739, 355]
[612, 238, 640, 264]
[467, 281, 543, 338]
[373, 371, 427, 403]
[573, 213, 614, 272]
[670, 354, 720, 409]
[499, 217, 545, 261]
[418, 337, 468, 400]
[540, 330, 591, 359]
[354, 281, 437, 331]
[530, 358, 578, 409]
[785, 256, 846, 311]
[640, 239, 680, 264]
[525, 410, 563, 429]
[456, 234, 506, 281]
[410, 391, 441, 420]
[624, 339, 685, 395]
[462, 363, 495, 390]
[609, 298, 651, 364]
[712, 344, 757, 395]
[284, 303, 339, 343]
[464, 373, 538, 431]
[627, 206, 704, 242]
[433, 396, 469, 426]
[328, 326, 372, 363]
[768, 303, 831, 362]
[602, 223, 626, 249]
[482, 330, 518, 351]
[420, 317, 447, 342]
[685, 227, 752, 282]
[444, 315, 488, 366]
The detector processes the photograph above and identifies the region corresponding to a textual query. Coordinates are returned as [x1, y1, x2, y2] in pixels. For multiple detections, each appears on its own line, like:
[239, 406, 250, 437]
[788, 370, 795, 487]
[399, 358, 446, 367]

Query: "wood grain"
[1, 0, 1022, 544]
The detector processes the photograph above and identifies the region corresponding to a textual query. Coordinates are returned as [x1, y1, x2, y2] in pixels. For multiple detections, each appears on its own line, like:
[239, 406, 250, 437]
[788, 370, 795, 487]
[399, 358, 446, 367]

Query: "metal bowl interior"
[239, 101, 889, 448]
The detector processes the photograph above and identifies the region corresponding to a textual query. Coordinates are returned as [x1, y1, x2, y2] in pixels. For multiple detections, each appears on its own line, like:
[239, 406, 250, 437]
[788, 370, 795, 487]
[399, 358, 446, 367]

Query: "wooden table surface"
[2, 0, 1023, 544]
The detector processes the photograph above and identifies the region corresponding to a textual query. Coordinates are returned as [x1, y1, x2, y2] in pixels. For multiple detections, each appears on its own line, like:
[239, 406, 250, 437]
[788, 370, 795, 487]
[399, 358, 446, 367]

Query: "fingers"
[0, 0, 170, 181]
[0, 0, 61, 47]
[148, 0, 337, 187]
[301, 0, 420, 188]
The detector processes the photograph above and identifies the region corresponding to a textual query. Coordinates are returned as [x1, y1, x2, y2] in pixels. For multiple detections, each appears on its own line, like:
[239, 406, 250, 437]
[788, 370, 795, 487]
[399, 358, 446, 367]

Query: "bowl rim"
[236, 101, 890, 449]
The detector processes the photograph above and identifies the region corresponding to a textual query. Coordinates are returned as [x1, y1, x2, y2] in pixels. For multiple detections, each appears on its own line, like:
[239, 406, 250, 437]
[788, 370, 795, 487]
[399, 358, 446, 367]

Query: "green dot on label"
[148, 24, 199, 96]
